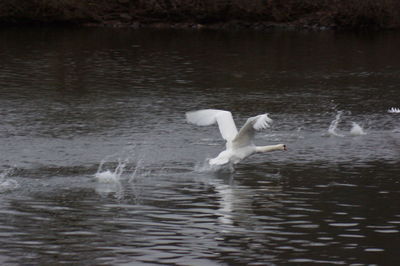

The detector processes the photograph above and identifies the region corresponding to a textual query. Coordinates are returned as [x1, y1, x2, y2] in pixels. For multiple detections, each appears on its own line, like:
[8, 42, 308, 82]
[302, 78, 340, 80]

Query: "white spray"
[350, 122, 367, 136]
[94, 158, 128, 183]
[328, 111, 345, 137]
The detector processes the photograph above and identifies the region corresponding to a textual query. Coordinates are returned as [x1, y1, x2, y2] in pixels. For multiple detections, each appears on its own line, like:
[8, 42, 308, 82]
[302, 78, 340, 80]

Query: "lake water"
[0, 27, 399, 265]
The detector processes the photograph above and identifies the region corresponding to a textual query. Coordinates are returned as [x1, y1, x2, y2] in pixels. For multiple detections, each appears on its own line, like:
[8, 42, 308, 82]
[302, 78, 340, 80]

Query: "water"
[0, 27, 400, 265]
[350, 122, 367, 136]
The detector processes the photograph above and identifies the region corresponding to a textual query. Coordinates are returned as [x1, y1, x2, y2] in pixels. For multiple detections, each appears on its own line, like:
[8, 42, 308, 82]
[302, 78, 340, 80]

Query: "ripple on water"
[364, 248, 385, 252]
[338, 234, 366, 238]
[288, 258, 346, 265]
[366, 225, 399, 234]
[329, 223, 359, 227]
[373, 229, 399, 234]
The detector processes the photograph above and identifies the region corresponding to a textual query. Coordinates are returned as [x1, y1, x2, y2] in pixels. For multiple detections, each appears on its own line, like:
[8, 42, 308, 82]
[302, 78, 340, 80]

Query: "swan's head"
[256, 144, 287, 153]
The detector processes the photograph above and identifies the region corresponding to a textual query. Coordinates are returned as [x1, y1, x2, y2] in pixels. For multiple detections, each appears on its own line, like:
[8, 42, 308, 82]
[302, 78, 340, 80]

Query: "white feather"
[232, 114, 273, 148]
[186, 109, 238, 141]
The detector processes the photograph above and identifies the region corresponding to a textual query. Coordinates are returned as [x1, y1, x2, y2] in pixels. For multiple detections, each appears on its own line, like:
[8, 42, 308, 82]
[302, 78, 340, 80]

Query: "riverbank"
[1, 0, 400, 30]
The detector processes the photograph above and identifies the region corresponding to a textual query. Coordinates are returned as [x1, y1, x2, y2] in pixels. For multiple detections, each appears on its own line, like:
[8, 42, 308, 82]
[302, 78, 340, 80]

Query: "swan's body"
[186, 109, 286, 166]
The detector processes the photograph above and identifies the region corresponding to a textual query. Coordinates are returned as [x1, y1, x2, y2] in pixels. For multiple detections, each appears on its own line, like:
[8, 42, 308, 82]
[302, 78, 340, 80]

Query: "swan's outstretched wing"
[186, 109, 238, 141]
[233, 114, 273, 148]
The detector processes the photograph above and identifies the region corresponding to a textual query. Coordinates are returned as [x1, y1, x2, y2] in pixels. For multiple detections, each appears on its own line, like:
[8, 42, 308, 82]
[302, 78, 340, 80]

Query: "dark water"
[0, 27, 400, 265]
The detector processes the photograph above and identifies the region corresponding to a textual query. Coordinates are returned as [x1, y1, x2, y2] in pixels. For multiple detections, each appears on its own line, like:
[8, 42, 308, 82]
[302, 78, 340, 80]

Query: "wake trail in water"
[0, 167, 19, 193]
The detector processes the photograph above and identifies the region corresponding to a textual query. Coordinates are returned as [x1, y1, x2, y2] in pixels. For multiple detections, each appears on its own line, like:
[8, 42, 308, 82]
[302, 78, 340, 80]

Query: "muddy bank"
[1, 0, 400, 30]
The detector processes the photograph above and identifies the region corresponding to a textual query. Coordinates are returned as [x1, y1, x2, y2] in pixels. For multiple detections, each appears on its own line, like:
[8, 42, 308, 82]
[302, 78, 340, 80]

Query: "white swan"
[186, 109, 286, 166]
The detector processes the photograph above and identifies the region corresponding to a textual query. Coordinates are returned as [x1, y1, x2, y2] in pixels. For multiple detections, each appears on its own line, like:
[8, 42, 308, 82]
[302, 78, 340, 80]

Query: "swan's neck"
[255, 144, 284, 153]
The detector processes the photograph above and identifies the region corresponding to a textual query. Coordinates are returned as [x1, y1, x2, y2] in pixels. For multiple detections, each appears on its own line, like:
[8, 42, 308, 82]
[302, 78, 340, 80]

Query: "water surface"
[0, 27, 400, 265]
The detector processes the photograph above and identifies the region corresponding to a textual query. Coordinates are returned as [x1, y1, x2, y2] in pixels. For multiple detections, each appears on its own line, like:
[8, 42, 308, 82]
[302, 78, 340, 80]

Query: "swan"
[186, 109, 286, 166]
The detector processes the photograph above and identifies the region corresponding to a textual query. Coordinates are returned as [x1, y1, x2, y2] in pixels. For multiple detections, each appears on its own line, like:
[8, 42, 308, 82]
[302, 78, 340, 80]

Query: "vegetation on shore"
[1, 0, 400, 30]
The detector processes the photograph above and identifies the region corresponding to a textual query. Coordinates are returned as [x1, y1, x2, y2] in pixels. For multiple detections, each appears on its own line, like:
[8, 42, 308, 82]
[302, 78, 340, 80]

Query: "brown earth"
[1, 0, 400, 30]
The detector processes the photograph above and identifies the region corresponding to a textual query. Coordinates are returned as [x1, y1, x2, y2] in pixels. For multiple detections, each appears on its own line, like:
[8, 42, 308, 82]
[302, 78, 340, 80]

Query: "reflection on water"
[0, 27, 399, 265]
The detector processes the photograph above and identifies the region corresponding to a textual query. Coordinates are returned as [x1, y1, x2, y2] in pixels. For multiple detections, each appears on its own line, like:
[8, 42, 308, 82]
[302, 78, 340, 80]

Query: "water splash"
[94, 150, 153, 200]
[94, 145, 151, 184]
[128, 158, 151, 182]
[94, 158, 128, 199]
[95, 159, 127, 183]
[388, 107, 400, 113]
[328, 111, 345, 137]
[0, 167, 19, 193]
[194, 159, 235, 173]
[350, 122, 367, 136]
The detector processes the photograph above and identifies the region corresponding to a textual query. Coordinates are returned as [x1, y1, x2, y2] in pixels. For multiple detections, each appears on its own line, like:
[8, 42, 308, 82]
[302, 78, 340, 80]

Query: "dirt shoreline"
[1, 0, 400, 31]
[82, 20, 332, 32]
